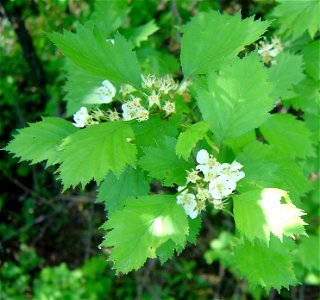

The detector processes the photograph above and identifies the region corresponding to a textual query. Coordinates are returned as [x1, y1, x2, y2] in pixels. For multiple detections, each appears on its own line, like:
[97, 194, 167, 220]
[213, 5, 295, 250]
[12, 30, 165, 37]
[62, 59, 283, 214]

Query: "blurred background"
[0, 0, 319, 299]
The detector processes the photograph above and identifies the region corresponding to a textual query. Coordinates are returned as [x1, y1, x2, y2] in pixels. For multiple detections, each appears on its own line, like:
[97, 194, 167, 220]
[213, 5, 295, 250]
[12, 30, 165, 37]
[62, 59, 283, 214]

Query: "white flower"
[186, 169, 200, 183]
[148, 91, 161, 108]
[73, 107, 89, 128]
[142, 74, 156, 89]
[202, 168, 219, 182]
[122, 102, 138, 121]
[176, 193, 197, 218]
[107, 109, 120, 122]
[119, 84, 135, 96]
[212, 199, 228, 210]
[162, 101, 176, 115]
[208, 175, 236, 199]
[136, 107, 149, 122]
[196, 149, 209, 164]
[216, 162, 245, 182]
[97, 80, 116, 103]
[196, 186, 211, 201]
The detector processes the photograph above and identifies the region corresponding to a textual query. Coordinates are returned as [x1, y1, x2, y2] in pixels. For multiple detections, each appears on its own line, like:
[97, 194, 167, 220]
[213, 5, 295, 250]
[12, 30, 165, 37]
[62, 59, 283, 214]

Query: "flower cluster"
[72, 74, 190, 128]
[176, 149, 245, 219]
[257, 36, 283, 65]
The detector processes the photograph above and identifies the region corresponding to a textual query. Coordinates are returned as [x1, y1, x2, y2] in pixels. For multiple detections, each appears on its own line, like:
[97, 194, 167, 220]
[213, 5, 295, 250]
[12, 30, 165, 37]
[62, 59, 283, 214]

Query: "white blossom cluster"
[72, 74, 188, 128]
[176, 149, 245, 219]
[257, 36, 283, 65]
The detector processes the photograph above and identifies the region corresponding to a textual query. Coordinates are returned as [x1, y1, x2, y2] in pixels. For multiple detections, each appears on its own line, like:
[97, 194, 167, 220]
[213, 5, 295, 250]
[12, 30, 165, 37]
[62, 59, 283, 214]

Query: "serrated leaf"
[48, 24, 141, 88]
[101, 195, 188, 273]
[195, 54, 274, 144]
[233, 188, 307, 244]
[132, 115, 179, 148]
[130, 20, 159, 47]
[181, 11, 270, 77]
[302, 40, 320, 81]
[268, 52, 305, 100]
[260, 114, 314, 158]
[97, 167, 149, 214]
[4, 117, 77, 167]
[236, 142, 312, 203]
[63, 60, 105, 116]
[156, 239, 176, 265]
[272, 0, 320, 40]
[187, 217, 202, 244]
[139, 136, 192, 186]
[57, 122, 137, 189]
[234, 238, 298, 291]
[90, 0, 128, 36]
[298, 235, 320, 272]
[176, 121, 210, 160]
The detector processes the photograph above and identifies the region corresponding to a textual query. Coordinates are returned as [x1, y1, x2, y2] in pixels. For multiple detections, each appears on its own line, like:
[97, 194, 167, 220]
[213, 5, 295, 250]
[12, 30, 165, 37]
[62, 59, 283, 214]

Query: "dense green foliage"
[1, 0, 319, 299]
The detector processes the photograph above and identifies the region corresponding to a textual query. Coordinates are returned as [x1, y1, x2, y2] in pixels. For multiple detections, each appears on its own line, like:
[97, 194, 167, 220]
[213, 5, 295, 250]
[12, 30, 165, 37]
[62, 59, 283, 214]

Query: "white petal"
[188, 209, 199, 219]
[196, 149, 209, 164]
[230, 161, 243, 171]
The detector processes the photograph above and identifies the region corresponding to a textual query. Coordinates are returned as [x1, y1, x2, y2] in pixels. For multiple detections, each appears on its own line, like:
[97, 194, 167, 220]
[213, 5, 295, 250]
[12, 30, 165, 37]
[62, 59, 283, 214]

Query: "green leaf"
[63, 60, 105, 116]
[4, 117, 77, 167]
[195, 54, 274, 144]
[260, 114, 314, 158]
[139, 136, 192, 186]
[181, 11, 270, 77]
[187, 217, 202, 244]
[132, 115, 179, 148]
[233, 188, 307, 244]
[176, 121, 210, 160]
[130, 20, 159, 47]
[268, 52, 305, 100]
[302, 40, 320, 81]
[236, 142, 312, 203]
[284, 77, 320, 119]
[90, 0, 129, 36]
[57, 121, 137, 189]
[272, 0, 320, 40]
[97, 167, 149, 214]
[234, 238, 298, 291]
[101, 195, 188, 273]
[48, 24, 141, 88]
[298, 235, 320, 272]
[156, 239, 176, 265]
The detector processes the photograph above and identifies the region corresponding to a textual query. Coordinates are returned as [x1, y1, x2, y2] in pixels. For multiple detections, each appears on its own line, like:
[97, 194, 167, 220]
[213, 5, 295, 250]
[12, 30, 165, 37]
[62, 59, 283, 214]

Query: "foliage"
[2, 0, 319, 298]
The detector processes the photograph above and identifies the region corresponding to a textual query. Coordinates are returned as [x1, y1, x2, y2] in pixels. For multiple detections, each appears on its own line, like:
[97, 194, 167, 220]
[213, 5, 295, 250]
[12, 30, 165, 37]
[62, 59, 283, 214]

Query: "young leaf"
[268, 52, 305, 100]
[271, 0, 320, 40]
[139, 136, 192, 186]
[97, 167, 150, 214]
[101, 195, 188, 274]
[195, 54, 274, 144]
[130, 20, 159, 47]
[4, 117, 78, 167]
[48, 24, 141, 88]
[233, 188, 307, 244]
[260, 114, 314, 158]
[57, 122, 137, 189]
[176, 121, 210, 161]
[181, 11, 270, 77]
[234, 238, 298, 291]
